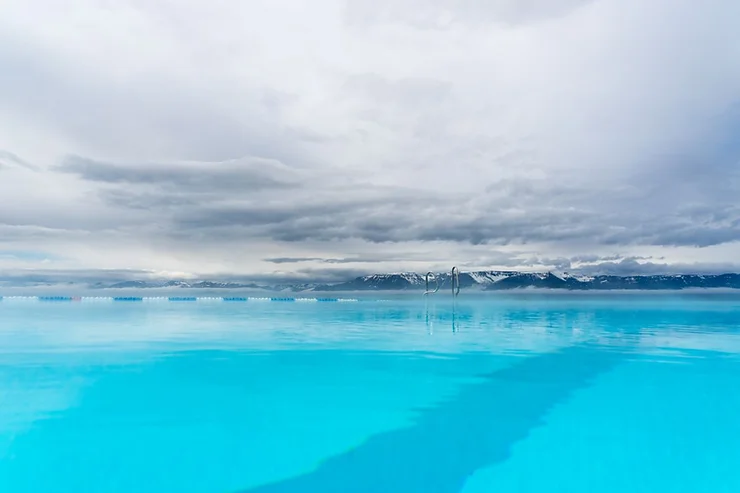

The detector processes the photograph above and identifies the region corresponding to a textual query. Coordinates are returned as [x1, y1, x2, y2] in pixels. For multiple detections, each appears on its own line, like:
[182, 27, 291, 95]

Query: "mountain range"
[93, 271, 740, 291]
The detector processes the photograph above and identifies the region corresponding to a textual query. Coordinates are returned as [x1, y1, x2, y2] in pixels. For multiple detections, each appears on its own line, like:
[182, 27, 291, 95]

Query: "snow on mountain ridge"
[82, 270, 740, 292]
[361, 273, 426, 284]
[467, 271, 518, 284]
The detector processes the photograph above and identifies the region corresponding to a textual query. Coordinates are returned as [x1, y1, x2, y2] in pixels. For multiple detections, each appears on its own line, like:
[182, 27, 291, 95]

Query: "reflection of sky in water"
[1, 294, 740, 492]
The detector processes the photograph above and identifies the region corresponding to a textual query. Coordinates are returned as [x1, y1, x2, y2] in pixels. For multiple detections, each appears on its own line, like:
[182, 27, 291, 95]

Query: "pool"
[1, 293, 740, 492]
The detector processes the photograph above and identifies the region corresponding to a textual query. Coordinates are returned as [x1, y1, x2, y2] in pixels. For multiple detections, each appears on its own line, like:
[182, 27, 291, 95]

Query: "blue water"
[1, 293, 740, 492]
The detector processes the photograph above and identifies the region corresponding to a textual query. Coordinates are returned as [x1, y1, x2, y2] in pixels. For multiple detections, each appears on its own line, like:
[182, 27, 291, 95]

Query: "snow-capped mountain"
[311, 271, 740, 291]
[17, 271, 740, 291]
[320, 273, 428, 291]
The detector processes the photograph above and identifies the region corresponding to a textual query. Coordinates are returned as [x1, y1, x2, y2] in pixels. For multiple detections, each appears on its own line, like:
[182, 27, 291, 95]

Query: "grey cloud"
[281, 126, 336, 144]
[339, 74, 456, 140]
[3, 1, 740, 275]
[344, 74, 452, 107]
[597, 207, 740, 248]
[264, 257, 327, 264]
[0, 267, 362, 286]
[57, 155, 302, 192]
[171, 268, 371, 284]
[170, 188, 425, 231]
[50, 153, 739, 249]
[650, 227, 740, 249]
[0, 33, 317, 166]
[521, 256, 574, 271]
[264, 255, 427, 265]
[100, 189, 201, 211]
[168, 198, 590, 246]
[413, 211, 600, 246]
[265, 257, 375, 265]
[195, 268, 371, 285]
[5, 144, 740, 251]
[290, 267, 369, 283]
[621, 103, 740, 210]
[0, 150, 38, 171]
[455, 252, 529, 270]
[0, 223, 108, 243]
[570, 254, 624, 263]
[574, 258, 740, 277]
[0, 268, 154, 285]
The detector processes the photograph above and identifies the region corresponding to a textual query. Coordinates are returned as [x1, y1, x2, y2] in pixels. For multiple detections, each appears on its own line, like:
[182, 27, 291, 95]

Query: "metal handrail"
[423, 271, 439, 295]
[451, 266, 460, 297]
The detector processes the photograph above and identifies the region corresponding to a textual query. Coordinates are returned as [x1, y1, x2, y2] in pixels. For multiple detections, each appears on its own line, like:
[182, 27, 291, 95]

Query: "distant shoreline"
[3, 270, 740, 294]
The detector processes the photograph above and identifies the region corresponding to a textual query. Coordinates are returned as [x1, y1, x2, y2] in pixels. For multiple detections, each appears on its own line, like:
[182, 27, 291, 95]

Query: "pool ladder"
[423, 267, 460, 297]
[451, 266, 460, 297]
[423, 272, 439, 296]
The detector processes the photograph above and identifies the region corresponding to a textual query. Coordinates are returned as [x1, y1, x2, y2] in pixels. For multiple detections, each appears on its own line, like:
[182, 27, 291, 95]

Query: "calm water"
[1, 293, 740, 492]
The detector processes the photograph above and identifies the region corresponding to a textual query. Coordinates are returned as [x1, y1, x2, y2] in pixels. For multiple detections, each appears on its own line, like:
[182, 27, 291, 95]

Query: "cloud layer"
[2, 0, 740, 278]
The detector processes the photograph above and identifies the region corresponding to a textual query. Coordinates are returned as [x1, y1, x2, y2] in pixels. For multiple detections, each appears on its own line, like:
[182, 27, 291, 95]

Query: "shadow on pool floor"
[240, 342, 629, 493]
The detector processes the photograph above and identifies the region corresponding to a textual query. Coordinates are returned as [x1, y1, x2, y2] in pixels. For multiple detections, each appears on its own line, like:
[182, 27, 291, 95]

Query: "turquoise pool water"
[1, 293, 740, 492]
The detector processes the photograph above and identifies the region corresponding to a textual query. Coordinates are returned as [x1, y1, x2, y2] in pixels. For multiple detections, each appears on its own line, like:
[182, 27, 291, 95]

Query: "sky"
[1, 0, 740, 282]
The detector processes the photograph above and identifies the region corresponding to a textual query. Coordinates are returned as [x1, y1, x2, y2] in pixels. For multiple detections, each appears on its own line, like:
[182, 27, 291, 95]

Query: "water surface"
[1, 294, 739, 492]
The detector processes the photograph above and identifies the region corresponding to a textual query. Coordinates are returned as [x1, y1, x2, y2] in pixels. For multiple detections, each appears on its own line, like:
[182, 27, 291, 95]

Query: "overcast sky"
[1, 0, 740, 281]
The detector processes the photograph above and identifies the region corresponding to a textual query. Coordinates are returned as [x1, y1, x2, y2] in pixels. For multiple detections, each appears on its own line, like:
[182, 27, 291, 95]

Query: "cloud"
[265, 257, 330, 264]
[343, 74, 453, 111]
[345, 0, 596, 28]
[94, 168, 736, 250]
[0, 266, 364, 287]
[572, 258, 740, 277]
[0, 150, 38, 171]
[2, 0, 740, 278]
[57, 155, 304, 192]
[264, 253, 447, 265]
